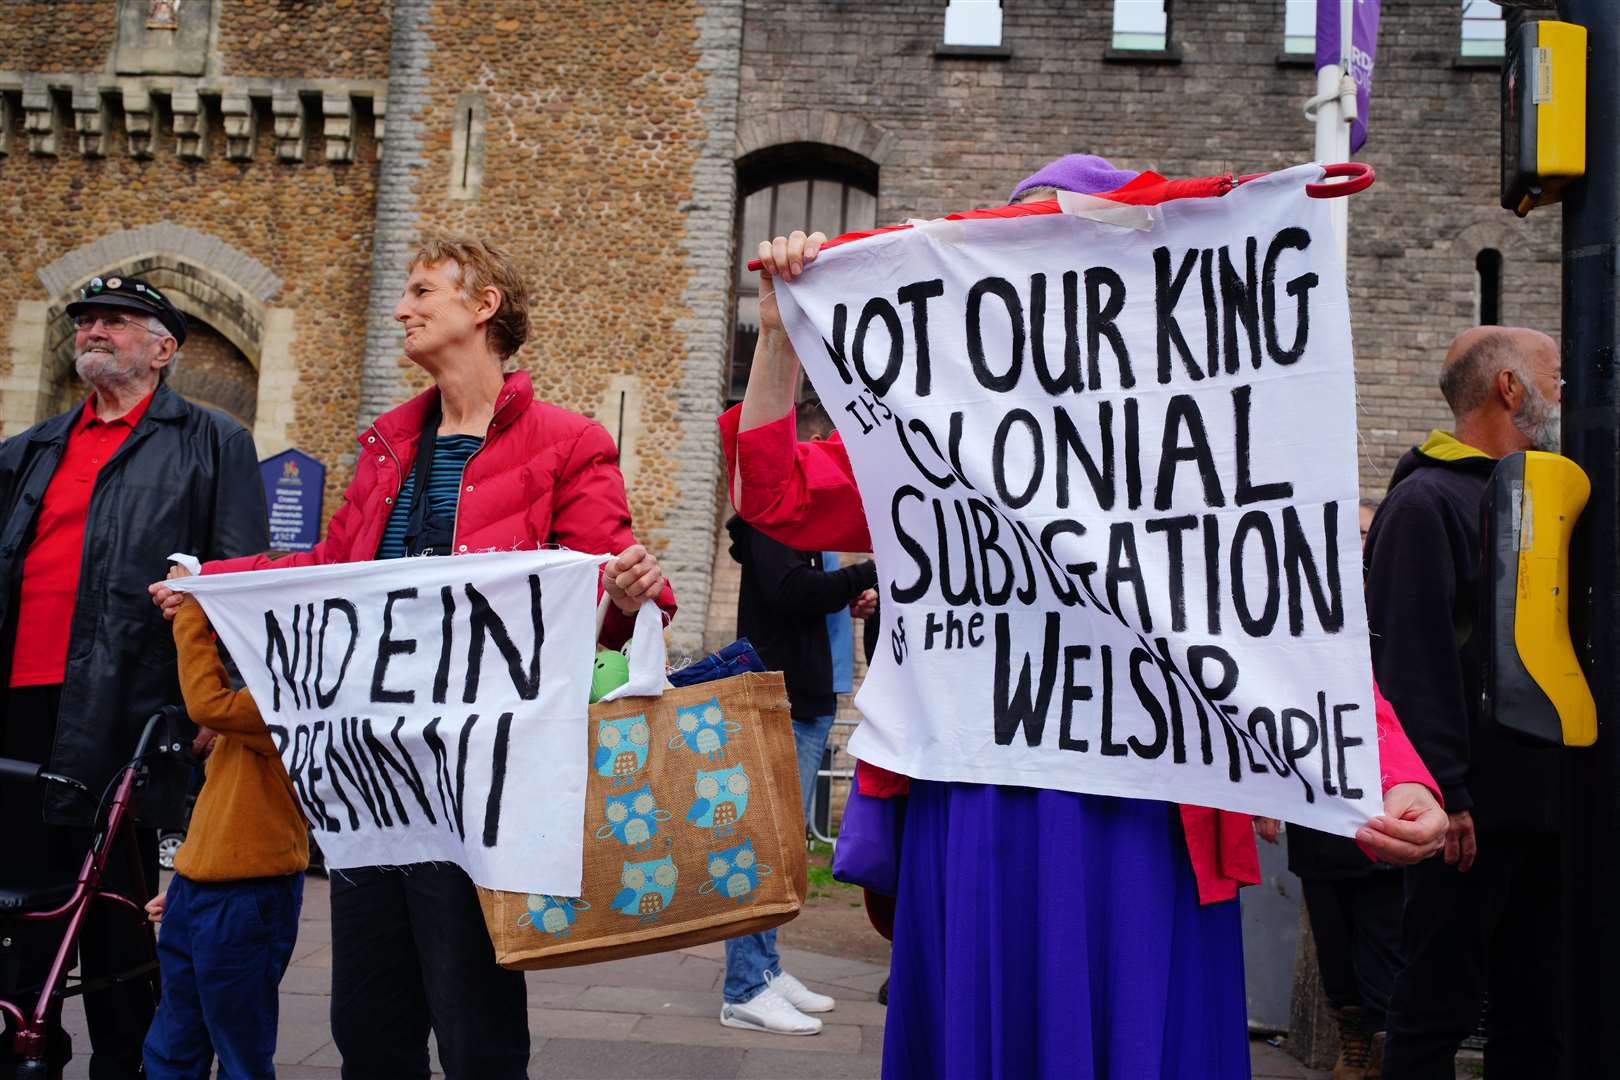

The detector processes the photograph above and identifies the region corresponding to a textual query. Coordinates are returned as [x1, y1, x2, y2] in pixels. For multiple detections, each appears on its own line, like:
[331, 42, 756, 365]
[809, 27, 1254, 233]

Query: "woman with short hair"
[160, 234, 674, 1080]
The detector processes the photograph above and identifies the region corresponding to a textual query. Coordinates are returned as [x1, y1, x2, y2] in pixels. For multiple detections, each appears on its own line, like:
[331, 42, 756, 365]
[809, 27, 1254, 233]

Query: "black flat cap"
[66, 275, 187, 347]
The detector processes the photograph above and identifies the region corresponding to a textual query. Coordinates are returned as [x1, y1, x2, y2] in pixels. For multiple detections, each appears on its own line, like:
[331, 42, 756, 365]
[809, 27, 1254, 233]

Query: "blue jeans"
[723, 713, 836, 1003]
[142, 872, 303, 1080]
[793, 713, 837, 821]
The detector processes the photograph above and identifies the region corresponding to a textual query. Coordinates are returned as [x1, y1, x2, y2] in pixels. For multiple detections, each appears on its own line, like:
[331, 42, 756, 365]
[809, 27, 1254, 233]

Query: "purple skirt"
[882, 781, 1250, 1080]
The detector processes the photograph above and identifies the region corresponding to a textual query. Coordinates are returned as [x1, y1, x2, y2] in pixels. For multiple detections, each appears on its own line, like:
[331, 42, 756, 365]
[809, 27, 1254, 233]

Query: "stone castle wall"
[0, 0, 1561, 657]
[734, 0, 1561, 497]
[0, 0, 385, 523]
[355, 0, 743, 649]
[0, 2, 742, 649]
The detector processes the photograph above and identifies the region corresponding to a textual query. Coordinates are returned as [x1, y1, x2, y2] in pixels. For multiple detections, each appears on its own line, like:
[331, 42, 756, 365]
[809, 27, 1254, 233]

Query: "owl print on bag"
[516, 894, 590, 939]
[610, 854, 678, 923]
[667, 696, 742, 762]
[685, 762, 751, 838]
[698, 837, 773, 904]
[595, 783, 673, 852]
[593, 714, 650, 785]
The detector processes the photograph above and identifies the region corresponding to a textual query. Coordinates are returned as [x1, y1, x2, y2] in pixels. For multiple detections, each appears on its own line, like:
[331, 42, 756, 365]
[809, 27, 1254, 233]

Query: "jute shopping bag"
[478, 608, 806, 969]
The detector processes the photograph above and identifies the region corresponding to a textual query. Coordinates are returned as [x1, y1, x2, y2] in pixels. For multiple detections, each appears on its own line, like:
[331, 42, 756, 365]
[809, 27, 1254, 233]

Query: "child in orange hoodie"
[142, 565, 308, 1080]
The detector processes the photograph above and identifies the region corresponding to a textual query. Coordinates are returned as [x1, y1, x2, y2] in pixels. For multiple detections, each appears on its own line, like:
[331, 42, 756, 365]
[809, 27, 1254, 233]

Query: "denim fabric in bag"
[831, 780, 906, 896]
[667, 638, 766, 687]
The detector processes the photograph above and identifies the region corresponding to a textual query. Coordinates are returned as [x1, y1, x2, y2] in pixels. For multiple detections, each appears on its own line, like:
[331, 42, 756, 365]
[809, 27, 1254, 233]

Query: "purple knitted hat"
[1008, 154, 1141, 203]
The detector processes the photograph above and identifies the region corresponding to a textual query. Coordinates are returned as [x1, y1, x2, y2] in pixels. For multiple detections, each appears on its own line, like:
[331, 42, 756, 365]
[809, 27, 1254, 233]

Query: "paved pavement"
[53, 874, 1348, 1079]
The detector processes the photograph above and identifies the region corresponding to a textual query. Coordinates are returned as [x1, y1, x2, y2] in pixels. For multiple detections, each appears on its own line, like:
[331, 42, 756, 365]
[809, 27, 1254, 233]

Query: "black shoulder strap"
[402, 401, 441, 553]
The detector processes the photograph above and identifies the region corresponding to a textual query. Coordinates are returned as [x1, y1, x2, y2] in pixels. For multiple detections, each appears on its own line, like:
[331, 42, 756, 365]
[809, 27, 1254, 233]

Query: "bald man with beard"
[1371, 326, 1564, 1078]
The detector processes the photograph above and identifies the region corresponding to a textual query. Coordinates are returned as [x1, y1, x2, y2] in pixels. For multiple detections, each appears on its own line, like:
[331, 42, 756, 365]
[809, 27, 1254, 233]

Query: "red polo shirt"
[10, 392, 154, 688]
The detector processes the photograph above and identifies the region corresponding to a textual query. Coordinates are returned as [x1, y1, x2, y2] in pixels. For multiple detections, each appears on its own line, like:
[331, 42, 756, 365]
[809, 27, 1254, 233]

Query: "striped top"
[374, 434, 483, 560]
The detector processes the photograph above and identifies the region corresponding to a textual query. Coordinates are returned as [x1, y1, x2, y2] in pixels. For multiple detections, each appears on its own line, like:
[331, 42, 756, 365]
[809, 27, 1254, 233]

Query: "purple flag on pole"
[1316, 0, 1381, 153]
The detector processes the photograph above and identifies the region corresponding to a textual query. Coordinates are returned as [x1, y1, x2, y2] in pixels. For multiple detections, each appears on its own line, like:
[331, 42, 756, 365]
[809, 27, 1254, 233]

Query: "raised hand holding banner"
[772, 164, 1381, 836]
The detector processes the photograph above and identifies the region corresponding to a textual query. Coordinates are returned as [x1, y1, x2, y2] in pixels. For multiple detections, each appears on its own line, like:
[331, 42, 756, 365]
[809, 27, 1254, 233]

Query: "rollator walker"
[0, 708, 188, 1079]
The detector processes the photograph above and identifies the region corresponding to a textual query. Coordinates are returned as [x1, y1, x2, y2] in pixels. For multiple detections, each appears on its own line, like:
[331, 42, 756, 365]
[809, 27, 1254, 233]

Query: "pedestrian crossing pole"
[1306, 0, 1356, 265]
[1553, 0, 1620, 1074]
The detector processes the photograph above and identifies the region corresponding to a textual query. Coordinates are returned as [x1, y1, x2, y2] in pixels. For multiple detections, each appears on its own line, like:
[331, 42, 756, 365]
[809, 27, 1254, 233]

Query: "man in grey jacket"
[0, 275, 266, 1080]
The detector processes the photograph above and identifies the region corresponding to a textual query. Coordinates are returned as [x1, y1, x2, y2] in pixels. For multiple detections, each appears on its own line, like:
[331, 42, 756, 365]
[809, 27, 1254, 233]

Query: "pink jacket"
[720, 406, 1439, 904]
[209, 371, 675, 646]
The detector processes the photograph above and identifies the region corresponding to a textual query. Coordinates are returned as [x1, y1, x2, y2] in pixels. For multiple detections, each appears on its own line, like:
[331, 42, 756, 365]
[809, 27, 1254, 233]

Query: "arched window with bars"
[729, 153, 879, 402]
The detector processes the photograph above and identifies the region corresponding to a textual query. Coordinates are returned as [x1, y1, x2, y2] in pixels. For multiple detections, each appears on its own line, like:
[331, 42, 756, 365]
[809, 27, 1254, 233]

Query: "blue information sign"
[259, 448, 325, 552]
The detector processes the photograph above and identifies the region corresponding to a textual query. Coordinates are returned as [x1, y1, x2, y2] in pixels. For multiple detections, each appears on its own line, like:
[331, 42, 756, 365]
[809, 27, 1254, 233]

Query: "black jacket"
[1364, 432, 1560, 834]
[728, 515, 876, 718]
[0, 385, 267, 825]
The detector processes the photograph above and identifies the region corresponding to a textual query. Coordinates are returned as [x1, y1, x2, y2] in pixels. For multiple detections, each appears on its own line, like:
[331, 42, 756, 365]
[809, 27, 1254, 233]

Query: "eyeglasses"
[72, 313, 158, 333]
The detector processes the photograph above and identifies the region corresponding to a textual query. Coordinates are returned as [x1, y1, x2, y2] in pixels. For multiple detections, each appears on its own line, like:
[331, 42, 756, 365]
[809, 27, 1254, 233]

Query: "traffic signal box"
[1502, 19, 1588, 216]
[1481, 451, 1596, 747]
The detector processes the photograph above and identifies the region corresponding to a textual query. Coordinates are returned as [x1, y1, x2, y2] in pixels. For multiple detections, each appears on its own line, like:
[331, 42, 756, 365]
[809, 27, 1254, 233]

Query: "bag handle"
[401, 401, 442, 556]
[595, 594, 668, 702]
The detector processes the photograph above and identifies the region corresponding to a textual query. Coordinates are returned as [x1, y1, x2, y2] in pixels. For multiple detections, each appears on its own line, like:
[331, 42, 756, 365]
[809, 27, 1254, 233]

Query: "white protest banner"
[773, 164, 1381, 835]
[169, 549, 605, 895]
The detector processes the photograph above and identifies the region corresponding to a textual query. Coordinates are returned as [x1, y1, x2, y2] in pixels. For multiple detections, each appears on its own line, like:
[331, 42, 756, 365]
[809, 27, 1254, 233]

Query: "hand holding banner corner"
[167, 548, 655, 897]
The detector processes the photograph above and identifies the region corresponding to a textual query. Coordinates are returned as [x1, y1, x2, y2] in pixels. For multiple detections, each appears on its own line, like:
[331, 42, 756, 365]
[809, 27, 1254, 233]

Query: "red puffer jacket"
[207, 370, 675, 645]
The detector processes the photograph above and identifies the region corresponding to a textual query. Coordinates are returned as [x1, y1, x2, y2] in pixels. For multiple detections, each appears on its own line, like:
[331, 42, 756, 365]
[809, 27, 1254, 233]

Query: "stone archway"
[733, 109, 896, 169]
[3, 225, 298, 454]
[39, 254, 267, 420]
[45, 318, 260, 427]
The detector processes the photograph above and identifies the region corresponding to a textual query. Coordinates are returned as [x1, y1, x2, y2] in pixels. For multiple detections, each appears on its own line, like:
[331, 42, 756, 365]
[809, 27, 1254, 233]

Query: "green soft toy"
[590, 648, 630, 704]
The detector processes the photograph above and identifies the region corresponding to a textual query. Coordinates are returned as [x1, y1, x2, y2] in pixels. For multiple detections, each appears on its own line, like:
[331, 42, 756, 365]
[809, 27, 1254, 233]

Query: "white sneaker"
[766, 969, 836, 1014]
[719, 982, 823, 1035]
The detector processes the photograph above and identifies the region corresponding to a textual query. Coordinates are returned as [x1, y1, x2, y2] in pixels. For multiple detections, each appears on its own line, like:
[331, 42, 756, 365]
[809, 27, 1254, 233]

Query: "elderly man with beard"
[1371, 326, 1565, 1078]
[0, 275, 265, 1079]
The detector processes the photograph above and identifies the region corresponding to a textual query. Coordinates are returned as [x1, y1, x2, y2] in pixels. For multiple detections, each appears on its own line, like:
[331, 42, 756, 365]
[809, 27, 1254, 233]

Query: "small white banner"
[773, 165, 1381, 835]
[169, 549, 605, 896]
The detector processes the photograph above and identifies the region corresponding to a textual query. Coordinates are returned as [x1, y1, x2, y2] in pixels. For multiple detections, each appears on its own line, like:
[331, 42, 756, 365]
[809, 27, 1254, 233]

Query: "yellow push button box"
[1481, 451, 1595, 746]
[1501, 19, 1587, 216]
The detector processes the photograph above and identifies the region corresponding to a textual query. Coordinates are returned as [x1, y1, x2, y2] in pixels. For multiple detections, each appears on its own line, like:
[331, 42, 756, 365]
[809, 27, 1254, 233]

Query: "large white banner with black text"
[773, 165, 1381, 835]
[170, 549, 603, 895]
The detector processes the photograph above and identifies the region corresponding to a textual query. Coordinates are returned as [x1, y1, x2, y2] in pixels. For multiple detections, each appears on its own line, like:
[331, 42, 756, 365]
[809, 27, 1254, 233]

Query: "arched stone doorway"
[41, 252, 266, 418]
[6, 227, 297, 457]
[48, 318, 259, 428]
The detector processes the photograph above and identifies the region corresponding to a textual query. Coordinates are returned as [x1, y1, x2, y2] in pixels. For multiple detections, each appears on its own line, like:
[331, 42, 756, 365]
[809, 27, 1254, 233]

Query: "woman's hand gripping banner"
[169, 549, 610, 896]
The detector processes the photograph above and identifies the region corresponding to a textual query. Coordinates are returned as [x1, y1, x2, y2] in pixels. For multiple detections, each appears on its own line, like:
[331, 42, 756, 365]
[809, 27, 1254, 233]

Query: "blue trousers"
[723, 713, 835, 1003]
[142, 872, 303, 1080]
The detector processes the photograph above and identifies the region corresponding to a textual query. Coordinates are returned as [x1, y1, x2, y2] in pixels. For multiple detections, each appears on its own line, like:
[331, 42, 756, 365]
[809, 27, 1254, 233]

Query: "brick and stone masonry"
[0, 0, 1560, 659]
